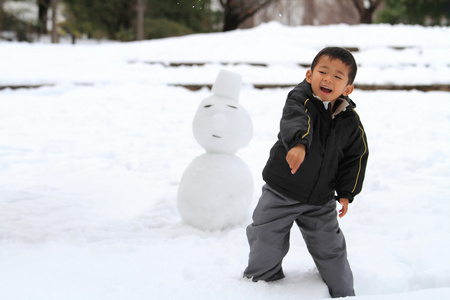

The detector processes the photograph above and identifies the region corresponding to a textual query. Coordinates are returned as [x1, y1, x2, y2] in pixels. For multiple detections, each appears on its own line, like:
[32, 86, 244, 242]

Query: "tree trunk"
[350, 0, 382, 24]
[136, 0, 147, 41]
[220, 0, 279, 31]
[222, 0, 241, 31]
[302, 0, 315, 25]
[38, 0, 51, 35]
[51, 0, 59, 43]
[360, 9, 373, 24]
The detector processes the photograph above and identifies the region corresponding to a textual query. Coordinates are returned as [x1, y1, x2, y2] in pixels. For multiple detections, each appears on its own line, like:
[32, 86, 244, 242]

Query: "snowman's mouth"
[212, 134, 221, 138]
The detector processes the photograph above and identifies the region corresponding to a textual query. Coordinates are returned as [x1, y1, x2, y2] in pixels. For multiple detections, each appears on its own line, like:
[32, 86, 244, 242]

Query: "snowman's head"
[193, 95, 253, 154]
[192, 71, 253, 154]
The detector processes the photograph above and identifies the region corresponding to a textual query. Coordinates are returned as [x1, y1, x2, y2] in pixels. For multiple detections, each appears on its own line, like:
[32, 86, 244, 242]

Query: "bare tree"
[256, 0, 281, 24]
[257, 0, 302, 26]
[51, 0, 59, 43]
[302, 0, 315, 25]
[216, 0, 375, 28]
[282, 0, 296, 26]
[136, 0, 147, 41]
[315, 0, 359, 25]
[350, 0, 383, 23]
[219, 0, 280, 31]
[245, 0, 360, 27]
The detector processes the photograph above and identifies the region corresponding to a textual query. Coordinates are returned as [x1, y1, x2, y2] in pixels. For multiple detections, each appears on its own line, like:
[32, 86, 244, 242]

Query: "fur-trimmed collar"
[331, 97, 350, 119]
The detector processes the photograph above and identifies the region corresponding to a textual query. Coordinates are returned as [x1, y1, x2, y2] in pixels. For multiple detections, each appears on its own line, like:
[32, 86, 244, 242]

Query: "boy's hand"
[286, 144, 306, 174]
[339, 198, 349, 218]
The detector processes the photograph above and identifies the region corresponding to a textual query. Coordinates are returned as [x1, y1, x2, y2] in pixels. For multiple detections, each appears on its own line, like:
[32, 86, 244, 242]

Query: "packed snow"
[0, 22, 449, 299]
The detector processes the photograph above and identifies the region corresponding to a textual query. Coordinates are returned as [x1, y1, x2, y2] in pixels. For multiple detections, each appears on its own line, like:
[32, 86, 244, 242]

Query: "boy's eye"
[319, 71, 326, 74]
[335, 76, 342, 80]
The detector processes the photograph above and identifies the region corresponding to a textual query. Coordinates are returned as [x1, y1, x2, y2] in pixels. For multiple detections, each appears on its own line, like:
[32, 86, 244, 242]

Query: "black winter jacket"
[262, 80, 368, 205]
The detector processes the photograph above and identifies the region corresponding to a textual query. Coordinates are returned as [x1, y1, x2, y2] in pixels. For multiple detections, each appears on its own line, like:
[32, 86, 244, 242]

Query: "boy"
[243, 47, 368, 298]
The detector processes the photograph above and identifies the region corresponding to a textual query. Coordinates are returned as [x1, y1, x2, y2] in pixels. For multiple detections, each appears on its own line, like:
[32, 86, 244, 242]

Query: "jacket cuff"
[288, 140, 309, 154]
[335, 193, 354, 203]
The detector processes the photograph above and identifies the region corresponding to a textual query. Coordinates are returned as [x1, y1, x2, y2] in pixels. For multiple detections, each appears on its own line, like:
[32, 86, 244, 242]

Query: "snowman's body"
[177, 70, 253, 230]
[177, 153, 253, 230]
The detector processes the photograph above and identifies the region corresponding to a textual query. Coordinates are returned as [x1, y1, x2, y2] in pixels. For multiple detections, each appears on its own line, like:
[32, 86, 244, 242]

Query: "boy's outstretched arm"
[339, 198, 349, 218]
[286, 143, 306, 174]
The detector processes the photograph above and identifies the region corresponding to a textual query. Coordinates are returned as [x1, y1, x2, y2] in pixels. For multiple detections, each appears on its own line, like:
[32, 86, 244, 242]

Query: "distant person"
[243, 47, 369, 298]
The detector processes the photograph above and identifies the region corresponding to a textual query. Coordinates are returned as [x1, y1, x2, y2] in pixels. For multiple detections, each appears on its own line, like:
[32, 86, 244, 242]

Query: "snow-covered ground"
[1, 23, 450, 299]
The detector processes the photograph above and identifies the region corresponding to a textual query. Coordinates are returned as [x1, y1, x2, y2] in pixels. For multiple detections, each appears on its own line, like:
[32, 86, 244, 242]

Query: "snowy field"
[1, 23, 450, 299]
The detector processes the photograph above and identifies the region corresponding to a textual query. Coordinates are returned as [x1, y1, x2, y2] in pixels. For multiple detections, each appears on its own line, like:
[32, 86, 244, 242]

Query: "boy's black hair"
[311, 47, 357, 85]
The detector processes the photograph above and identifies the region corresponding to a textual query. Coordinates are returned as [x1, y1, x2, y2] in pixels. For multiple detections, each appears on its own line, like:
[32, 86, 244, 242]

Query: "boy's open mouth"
[320, 86, 332, 94]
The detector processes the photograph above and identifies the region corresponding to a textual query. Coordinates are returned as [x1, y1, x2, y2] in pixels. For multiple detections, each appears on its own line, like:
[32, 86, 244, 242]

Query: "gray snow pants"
[244, 184, 355, 298]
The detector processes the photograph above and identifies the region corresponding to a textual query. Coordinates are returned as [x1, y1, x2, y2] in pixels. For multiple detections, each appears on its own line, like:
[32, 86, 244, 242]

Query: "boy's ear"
[343, 84, 354, 96]
[305, 70, 312, 84]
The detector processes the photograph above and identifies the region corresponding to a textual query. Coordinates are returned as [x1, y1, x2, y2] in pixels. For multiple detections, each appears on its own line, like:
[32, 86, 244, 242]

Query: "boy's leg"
[295, 200, 355, 298]
[243, 184, 301, 282]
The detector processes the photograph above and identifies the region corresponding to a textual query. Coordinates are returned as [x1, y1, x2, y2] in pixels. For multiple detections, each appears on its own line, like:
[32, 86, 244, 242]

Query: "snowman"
[177, 70, 253, 230]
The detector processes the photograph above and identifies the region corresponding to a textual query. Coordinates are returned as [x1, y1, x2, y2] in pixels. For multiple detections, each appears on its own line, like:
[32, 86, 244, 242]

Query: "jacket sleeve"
[336, 116, 369, 202]
[279, 92, 313, 152]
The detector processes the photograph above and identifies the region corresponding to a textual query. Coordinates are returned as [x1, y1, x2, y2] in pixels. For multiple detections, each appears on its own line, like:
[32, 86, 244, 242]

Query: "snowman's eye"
[204, 104, 213, 108]
[227, 105, 238, 109]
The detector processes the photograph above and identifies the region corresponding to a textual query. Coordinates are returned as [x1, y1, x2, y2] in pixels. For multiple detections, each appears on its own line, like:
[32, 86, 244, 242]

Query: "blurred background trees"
[0, 0, 448, 43]
[376, 0, 450, 25]
[61, 0, 218, 41]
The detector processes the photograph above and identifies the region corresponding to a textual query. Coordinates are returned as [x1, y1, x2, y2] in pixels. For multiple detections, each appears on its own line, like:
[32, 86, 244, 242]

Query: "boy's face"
[306, 55, 354, 102]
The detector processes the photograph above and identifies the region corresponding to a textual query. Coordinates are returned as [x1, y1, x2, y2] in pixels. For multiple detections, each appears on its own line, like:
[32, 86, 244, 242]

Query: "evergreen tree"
[63, 0, 135, 40]
[63, 0, 219, 41]
[377, 0, 449, 25]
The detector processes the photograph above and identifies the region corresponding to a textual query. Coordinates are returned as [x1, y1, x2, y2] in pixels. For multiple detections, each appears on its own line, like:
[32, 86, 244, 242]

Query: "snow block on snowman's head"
[211, 70, 242, 101]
